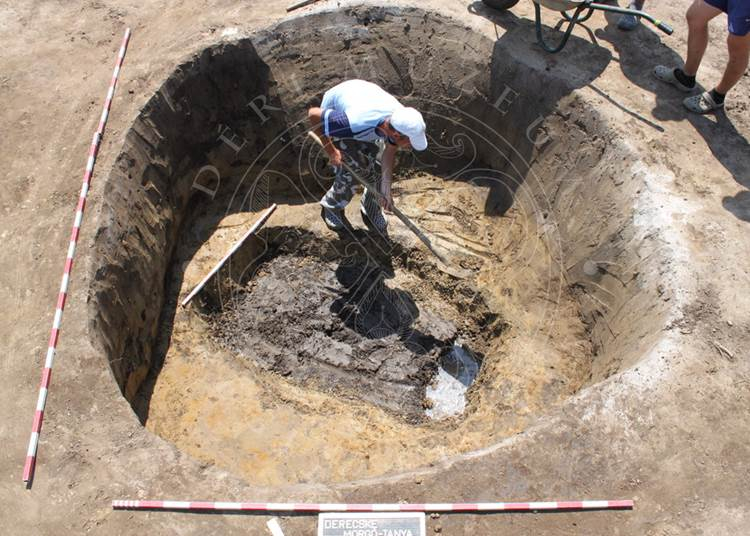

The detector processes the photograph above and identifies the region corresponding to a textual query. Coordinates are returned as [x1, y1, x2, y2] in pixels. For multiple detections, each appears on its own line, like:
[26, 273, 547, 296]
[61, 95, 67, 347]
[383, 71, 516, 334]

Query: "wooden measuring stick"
[180, 204, 277, 307]
[23, 28, 132, 488]
[112, 499, 635, 513]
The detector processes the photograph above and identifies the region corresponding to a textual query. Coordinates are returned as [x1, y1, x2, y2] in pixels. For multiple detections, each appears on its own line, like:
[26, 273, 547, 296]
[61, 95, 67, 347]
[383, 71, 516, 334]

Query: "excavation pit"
[89, 6, 669, 487]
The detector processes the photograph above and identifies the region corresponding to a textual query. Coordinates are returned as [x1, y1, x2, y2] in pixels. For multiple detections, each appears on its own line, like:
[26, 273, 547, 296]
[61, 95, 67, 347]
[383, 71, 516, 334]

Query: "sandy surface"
[1, 0, 749, 535]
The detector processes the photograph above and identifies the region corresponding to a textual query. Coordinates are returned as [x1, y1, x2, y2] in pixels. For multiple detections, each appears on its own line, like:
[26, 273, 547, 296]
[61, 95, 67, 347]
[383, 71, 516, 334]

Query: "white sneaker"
[683, 91, 724, 114]
[653, 65, 695, 92]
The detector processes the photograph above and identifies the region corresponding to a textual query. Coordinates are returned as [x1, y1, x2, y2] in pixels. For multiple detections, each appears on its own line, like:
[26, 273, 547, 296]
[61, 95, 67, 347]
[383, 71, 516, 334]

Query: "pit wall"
[87, 5, 667, 402]
[518, 97, 669, 381]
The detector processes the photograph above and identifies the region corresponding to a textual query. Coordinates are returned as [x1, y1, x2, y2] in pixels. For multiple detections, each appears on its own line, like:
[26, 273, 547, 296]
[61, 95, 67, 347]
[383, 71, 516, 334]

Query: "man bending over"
[308, 79, 428, 234]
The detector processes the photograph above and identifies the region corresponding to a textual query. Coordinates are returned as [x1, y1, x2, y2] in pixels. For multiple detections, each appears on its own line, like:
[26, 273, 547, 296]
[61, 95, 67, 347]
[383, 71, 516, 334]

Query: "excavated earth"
[205, 229, 499, 422]
[2, 1, 750, 535]
[92, 6, 612, 486]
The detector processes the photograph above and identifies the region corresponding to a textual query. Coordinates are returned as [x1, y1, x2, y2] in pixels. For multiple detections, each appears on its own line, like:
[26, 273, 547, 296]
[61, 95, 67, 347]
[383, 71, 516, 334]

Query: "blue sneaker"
[618, 13, 640, 31]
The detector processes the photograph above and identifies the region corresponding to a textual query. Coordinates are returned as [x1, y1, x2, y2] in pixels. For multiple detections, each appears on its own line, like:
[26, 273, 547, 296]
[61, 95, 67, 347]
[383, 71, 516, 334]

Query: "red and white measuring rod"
[23, 27, 132, 487]
[113, 499, 633, 513]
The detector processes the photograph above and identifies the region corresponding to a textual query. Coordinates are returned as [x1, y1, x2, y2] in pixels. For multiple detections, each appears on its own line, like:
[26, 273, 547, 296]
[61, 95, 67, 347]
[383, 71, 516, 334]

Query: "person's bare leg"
[684, 0, 722, 76]
[715, 33, 750, 94]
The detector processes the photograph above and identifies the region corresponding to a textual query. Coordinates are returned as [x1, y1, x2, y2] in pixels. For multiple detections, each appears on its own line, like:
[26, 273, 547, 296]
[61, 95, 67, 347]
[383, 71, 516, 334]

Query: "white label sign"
[318, 512, 426, 536]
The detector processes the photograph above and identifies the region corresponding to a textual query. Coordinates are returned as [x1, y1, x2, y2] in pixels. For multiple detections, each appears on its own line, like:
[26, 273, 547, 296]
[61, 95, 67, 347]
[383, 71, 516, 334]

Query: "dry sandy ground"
[1, 0, 749, 534]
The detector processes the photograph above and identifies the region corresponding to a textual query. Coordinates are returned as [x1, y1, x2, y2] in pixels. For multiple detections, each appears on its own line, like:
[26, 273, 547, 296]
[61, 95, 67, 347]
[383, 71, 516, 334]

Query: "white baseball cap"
[390, 107, 428, 151]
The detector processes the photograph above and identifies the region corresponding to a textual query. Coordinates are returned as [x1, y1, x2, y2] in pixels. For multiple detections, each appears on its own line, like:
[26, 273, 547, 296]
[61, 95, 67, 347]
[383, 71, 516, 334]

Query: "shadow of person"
[463, 2, 613, 216]
[594, 12, 750, 222]
[722, 189, 750, 221]
[330, 251, 451, 356]
[467, 0, 609, 52]
[332, 256, 417, 338]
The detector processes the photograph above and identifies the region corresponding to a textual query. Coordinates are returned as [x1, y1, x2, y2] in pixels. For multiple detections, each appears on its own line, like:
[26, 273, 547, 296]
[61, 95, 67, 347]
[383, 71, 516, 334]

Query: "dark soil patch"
[206, 229, 503, 422]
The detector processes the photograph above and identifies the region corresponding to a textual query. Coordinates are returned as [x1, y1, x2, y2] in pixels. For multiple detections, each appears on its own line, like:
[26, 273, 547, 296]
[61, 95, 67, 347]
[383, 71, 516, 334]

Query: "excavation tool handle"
[655, 21, 674, 35]
[587, 3, 674, 35]
[286, 0, 321, 12]
[307, 131, 448, 264]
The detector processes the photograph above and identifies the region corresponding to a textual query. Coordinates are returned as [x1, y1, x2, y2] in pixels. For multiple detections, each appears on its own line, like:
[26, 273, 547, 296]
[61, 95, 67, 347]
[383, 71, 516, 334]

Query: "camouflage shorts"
[320, 139, 383, 211]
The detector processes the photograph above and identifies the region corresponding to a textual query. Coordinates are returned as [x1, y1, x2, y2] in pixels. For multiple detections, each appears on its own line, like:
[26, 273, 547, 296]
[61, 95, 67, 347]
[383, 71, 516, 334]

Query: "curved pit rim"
[87, 3, 685, 491]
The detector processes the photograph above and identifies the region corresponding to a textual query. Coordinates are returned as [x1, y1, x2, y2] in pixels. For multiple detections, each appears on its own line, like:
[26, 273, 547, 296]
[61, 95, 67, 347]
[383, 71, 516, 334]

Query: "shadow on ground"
[594, 11, 750, 222]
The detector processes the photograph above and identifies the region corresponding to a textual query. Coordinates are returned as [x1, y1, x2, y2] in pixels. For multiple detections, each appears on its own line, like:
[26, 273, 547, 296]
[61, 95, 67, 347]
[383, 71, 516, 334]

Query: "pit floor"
[143, 172, 591, 486]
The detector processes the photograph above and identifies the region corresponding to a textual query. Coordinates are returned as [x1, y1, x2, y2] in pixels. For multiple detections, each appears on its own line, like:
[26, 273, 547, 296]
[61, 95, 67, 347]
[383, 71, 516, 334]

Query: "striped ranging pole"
[23, 27, 132, 487]
[113, 500, 634, 513]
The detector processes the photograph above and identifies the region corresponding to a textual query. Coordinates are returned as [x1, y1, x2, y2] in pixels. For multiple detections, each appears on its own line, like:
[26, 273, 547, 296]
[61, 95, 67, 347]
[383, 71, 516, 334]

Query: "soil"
[1, 1, 749, 535]
[139, 174, 585, 487]
[205, 228, 498, 421]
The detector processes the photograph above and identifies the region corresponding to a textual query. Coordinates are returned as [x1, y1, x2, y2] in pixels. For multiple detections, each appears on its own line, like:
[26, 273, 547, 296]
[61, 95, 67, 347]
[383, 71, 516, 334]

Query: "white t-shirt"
[321, 80, 404, 143]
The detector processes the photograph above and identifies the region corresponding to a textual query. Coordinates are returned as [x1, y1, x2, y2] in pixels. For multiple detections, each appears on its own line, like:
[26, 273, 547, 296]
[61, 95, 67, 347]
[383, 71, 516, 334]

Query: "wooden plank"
[180, 204, 277, 307]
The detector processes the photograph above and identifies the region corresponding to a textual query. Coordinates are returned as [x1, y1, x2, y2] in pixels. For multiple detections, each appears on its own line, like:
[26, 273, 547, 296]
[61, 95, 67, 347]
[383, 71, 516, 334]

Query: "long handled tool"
[180, 204, 277, 307]
[307, 131, 448, 264]
[287, 0, 322, 12]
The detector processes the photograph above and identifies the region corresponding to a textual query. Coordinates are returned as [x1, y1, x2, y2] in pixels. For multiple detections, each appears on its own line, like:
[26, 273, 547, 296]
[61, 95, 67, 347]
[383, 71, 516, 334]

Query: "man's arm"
[379, 142, 397, 212]
[307, 107, 342, 166]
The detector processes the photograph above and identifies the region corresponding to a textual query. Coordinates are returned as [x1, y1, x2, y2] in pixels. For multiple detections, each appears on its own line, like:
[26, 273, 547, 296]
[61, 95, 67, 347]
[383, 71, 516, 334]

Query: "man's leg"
[320, 166, 355, 210]
[715, 31, 750, 94]
[320, 141, 356, 231]
[358, 141, 388, 235]
[655, 0, 723, 91]
[684, 0, 724, 76]
[684, 3, 750, 113]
